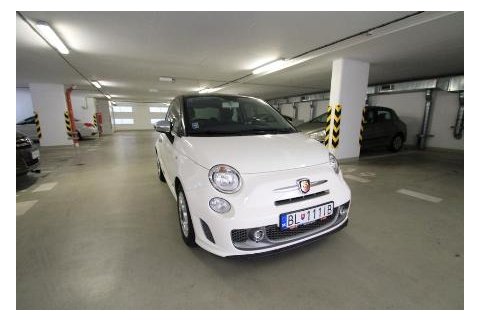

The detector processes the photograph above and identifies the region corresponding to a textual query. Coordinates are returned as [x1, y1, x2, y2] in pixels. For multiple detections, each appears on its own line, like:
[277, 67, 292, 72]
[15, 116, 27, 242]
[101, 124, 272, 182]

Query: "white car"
[74, 118, 98, 140]
[154, 95, 351, 257]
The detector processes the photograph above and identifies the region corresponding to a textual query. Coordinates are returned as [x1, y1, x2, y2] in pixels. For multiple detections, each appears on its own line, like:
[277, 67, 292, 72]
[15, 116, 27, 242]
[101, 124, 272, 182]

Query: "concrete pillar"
[29, 83, 70, 146]
[327, 59, 370, 159]
[94, 98, 114, 135]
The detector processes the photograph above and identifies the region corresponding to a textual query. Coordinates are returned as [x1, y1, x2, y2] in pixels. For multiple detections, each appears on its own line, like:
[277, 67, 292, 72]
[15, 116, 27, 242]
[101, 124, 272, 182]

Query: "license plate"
[31, 150, 40, 159]
[279, 201, 334, 231]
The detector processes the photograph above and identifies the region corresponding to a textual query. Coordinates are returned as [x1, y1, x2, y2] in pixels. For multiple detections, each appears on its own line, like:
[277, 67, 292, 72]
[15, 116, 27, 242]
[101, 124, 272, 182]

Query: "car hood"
[179, 133, 330, 174]
[296, 122, 327, 135]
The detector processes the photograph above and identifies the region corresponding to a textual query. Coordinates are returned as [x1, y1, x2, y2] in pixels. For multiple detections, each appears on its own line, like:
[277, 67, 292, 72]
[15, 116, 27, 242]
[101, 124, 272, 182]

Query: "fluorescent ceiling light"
[149, 88, 159, 93]
[105, 94, 111, 99]
[198, 88, 222, 94]
[252, 59, 287, 75]
[159, 77, 175, 83]
[36, 21, 69, 55]
[91, 81, 102, 89]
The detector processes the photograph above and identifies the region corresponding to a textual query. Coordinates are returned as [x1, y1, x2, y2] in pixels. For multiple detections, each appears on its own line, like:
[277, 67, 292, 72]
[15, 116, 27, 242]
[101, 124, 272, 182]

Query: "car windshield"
[310, 113, 328, 123]
[184, 96, 296, 136]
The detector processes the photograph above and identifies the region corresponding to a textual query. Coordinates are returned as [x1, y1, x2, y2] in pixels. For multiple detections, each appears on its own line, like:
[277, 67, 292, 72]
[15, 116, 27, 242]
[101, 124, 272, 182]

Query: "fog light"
[339, 202, 350, 216]
[209, 197, 231, 214]
[249, 228, 266, 242]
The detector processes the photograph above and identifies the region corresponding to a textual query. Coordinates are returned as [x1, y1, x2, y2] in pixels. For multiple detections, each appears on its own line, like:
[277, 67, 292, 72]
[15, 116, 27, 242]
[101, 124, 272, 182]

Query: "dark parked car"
[16, 116, 39, 143]
[16, 131, 40, 175]
[297, 106, 407, 152]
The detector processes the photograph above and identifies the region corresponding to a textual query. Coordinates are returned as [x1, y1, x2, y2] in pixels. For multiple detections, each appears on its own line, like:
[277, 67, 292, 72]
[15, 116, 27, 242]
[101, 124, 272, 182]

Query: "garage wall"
[368, 90, 463, 150]
[296, 102, 312, 123]
[279, 103, 294, 118]
[16, 88, 34, 122]
[313, 99, 329, 117]
[429, 90, 464, 150]
[71, 93, 96, 123]
[112, 102, 168, 131]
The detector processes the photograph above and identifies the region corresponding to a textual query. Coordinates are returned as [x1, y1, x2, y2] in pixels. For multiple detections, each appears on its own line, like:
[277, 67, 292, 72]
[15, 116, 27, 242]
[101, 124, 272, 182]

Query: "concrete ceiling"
[16, 11, 464, 102]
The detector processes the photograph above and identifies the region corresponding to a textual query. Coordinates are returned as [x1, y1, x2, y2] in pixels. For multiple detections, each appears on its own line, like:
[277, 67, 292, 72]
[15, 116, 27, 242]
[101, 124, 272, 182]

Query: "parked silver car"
[17, 116, 99, 141]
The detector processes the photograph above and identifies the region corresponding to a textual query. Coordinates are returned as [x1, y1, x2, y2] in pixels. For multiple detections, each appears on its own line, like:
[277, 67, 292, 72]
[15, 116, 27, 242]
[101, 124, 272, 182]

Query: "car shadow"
[16, 173, 38, 192]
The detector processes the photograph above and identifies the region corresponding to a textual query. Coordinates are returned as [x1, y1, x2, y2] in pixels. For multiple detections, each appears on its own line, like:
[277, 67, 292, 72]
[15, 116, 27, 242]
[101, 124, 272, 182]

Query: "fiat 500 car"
[154, 94, 351, 257]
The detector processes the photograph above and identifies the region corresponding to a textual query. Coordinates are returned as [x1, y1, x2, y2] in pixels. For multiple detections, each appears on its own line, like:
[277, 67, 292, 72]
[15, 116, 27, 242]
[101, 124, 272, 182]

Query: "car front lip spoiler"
[225, 218, 348, 259]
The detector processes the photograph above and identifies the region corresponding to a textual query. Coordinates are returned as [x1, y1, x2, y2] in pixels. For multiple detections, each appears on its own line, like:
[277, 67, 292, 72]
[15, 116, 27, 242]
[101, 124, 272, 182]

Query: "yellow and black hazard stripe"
[324, 105, 341, 148]
[64, 111, 72, 137]
[359, 107, 366, 145]
[34, 112, 42, 139]
[93, 113, 97, 127]
[323, 105, 332, 147]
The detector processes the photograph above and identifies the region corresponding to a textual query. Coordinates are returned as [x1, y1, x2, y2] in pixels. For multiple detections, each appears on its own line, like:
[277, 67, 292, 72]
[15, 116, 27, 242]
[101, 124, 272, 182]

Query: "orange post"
[65, 87, 79, 146]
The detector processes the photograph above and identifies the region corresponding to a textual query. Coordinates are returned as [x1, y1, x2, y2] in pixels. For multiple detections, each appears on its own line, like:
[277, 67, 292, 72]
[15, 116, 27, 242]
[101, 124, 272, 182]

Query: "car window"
[166, 99, 184, 136]
[376, 110, 392, 122]
[17, 116, 35, 125]
[184, 96, 295, 136]
[311, 113, 328, 123]
[365, 109, 376, 124]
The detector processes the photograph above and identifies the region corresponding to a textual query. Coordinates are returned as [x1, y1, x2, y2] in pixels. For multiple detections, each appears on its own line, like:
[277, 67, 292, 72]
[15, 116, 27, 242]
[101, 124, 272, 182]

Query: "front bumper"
[16, 146, 40, 175]
[182, 163, 351, 257]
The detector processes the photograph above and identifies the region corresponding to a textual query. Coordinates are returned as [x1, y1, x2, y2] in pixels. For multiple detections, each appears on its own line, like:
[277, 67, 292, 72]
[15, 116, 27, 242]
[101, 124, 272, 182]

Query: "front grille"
[200, 219, 215, 244]
[266, 213, 336, 240]
[231, 207, 340, 245]
[231, 229, 248, 243]
[274, 190, 329, 206]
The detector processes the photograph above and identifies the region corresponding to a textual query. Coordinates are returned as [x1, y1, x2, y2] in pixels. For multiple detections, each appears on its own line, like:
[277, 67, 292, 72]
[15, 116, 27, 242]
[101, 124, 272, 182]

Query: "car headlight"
[309, 129, 326, 142]
[329, 153, 340, 174]
[208, 164, 241, 193]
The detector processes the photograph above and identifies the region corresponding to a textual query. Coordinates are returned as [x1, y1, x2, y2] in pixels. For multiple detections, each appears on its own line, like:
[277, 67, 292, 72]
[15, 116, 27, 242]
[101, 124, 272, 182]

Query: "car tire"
[389, 134, 403, 152]
[176, 186, 197, 247]
[156, 157, 166, 182]
[76, 131, 82, 140]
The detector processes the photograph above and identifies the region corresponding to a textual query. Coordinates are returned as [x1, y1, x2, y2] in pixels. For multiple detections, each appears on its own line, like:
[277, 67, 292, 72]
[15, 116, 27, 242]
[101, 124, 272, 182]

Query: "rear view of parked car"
[74, 119, 98, 140]
[16, 131, 40, 175]
[297, 106, 407, 152]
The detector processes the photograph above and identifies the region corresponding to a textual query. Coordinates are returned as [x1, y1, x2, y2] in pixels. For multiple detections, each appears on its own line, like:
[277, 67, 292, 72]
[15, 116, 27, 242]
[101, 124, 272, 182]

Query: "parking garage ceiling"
[16, 11, 464, 102]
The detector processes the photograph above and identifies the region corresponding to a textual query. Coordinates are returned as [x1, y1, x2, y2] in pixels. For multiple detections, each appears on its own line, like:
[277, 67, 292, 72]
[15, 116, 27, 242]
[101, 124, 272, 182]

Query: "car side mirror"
[155, 120, 171, 133]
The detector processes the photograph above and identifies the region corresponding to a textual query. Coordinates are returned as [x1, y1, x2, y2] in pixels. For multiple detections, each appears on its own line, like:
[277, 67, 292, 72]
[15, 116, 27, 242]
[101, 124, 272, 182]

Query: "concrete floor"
[16, 131, 463, 309]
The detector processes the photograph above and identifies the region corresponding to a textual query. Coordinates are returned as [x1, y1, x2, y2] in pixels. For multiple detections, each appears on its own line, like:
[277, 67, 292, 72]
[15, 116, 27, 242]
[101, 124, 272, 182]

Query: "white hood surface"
[179, 133, 330, 174]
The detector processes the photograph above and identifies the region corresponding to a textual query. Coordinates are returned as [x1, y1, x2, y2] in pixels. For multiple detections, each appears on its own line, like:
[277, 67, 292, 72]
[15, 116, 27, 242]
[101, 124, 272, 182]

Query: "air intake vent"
[200, 219, 215, 244]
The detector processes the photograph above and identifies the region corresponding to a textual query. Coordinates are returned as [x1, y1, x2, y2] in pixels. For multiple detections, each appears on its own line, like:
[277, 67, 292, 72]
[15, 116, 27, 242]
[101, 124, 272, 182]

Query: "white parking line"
[343, 175, 370, 183]
[396, 189, 443, 203]
[360, 172, 376, 177]
[16, 200, 38, 216]
[32, 182, 58, 192]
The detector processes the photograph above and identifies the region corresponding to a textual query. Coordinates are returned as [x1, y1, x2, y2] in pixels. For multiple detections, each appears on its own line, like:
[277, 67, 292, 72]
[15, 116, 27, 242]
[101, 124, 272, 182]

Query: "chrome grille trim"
[274, 190, 329, 206]
[273, 179, 327, 193]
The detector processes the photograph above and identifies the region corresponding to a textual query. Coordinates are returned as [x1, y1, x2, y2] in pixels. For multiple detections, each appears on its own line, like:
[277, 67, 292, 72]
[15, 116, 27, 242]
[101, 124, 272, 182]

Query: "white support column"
[327, 59, 370, 159]
[95, 98, 114, 135]
[29, 83, 70, 146]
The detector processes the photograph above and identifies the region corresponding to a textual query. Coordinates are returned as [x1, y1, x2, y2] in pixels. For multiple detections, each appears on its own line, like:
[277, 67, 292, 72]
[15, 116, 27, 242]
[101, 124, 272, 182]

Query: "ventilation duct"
[368, 75, 463, 95]
[268, 76, 463, 105]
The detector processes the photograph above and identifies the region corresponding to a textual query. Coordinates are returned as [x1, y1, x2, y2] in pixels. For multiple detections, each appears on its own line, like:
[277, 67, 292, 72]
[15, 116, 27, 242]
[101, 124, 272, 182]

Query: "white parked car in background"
[154, 94, 351, 257]
[74, 118, 98, 140]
